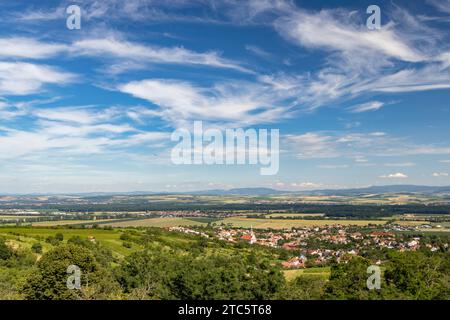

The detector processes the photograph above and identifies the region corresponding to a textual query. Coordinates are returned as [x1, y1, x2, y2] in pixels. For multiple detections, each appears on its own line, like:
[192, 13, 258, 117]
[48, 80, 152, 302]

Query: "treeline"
[2, 204, 450, 218]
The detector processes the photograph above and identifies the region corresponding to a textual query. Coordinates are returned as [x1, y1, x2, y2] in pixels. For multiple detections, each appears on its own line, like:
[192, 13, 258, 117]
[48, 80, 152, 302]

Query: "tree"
[0, 238, 12, 260]
[323, 256, 381, 300]
[55, 233, 64, 242]
[117, 246, 285, 300]
[382, 251, 449, 300]
[22, 244, 120, 300]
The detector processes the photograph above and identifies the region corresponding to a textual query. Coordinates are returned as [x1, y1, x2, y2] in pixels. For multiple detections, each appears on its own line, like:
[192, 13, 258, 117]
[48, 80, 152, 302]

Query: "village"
[168, 223, 449, 269]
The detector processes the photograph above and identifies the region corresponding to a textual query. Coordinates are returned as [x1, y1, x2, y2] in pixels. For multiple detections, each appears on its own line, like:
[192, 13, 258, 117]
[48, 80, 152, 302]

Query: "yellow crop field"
[31, 219, 114, 226]
[266, 213, 325, 218]
[101, 217, 207, 228]
[217, 217, 385, 229]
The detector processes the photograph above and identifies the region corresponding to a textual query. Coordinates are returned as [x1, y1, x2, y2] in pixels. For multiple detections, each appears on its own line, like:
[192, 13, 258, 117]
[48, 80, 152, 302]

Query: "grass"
[283, 267, 331, 281]
[0, 227, 133, 257]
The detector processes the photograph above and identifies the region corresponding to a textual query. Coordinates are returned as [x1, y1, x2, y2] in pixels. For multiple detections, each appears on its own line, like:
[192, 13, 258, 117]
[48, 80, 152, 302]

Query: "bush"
[31, 243, 43, 254]
[0, 239, 12, 260]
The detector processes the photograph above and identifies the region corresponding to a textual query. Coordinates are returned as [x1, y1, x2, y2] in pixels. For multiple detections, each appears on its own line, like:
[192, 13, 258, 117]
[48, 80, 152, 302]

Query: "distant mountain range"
[297, 185, 450, 196]
[2, 185, 450, 197]
[187, 185, 450, 196]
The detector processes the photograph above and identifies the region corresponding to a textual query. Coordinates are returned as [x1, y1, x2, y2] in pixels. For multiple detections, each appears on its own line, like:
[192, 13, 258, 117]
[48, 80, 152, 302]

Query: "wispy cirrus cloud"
[0, 36, 250, 74]
[348, 101, 385, 113]
[249, 4, 450, 110]
[0, 62, 76, 95]
[119, 78, 295, 127]
[274, 9, 425, 63]
[285, 131, 450, 160]
[72, 37, 251, 73]
[0, 38, 68, 59]
[0, 105, 170, 160]
[427, 0, 450, 14]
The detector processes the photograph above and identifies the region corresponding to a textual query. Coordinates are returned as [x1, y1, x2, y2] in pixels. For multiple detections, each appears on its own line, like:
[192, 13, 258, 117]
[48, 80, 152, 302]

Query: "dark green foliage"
[382, 251, 449, 299]
[67, 236, 115, 267]
[117, 245, 285, 300]
[31, 243, 42, 254]
[323, 256, 382, 300]
[276, 275, 326, 300]
[0, 238, 12, 260]
[122, 242, 132, 248]
[22, 244, 120, 300]
[0, 227, 447, 300]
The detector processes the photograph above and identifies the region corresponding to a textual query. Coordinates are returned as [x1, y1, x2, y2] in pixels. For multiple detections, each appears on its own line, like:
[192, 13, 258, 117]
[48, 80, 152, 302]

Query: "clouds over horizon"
[0, 0, 449, 192]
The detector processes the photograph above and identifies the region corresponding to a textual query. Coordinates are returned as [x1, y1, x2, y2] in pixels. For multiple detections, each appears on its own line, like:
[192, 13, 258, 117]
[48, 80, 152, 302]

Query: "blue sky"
[0, 0, 450, 193]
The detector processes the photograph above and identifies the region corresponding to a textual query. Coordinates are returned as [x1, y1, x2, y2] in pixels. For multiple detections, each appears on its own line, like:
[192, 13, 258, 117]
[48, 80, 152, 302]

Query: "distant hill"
[2, 185, 450, 197]
[187, 185, 450, 196]
[304, 185, 450, 196]
[190, 187, 288, 196]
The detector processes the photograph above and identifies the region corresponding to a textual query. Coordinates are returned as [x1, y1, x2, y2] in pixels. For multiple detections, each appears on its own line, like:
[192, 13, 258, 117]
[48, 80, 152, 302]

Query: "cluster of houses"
[168, 226, 209, 238]
[165, 223, 448, 269]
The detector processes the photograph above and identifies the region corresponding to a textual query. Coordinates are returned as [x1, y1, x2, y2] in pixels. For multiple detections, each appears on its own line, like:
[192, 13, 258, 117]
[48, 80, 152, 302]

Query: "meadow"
[0, 227, 133, 257]
[283, 267, 331, 281]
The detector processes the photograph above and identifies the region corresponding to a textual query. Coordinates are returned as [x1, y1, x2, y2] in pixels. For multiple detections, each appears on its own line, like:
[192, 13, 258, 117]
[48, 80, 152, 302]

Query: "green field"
[283, 267, 331, 281]
[0, 227, 134, 257]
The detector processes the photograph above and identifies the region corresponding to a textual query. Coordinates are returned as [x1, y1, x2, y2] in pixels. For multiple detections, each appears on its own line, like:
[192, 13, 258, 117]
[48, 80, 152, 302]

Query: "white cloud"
[432, 172, 449, 177]
[274, 9, 424, 63]
[72, 38, 250, 73]
[254, 5, 450, 110]
[15, 6, 65, 21]
[33, 106, 120, 125]
[0, 36, 250, 74]
[0, 62, 75, 95]
[291, 182, 322, 189]
[286, 130, 450, 160]
[0, 102, 170, 160]
[119, 79, 294, 126]
[348, 101, 384, 113]
[0, 38, 68, 59]
[245, 45, 273, 59]
[380, 172, 408, 179]
[427, 0, 450, 14]
[285, 133, 340, 159]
